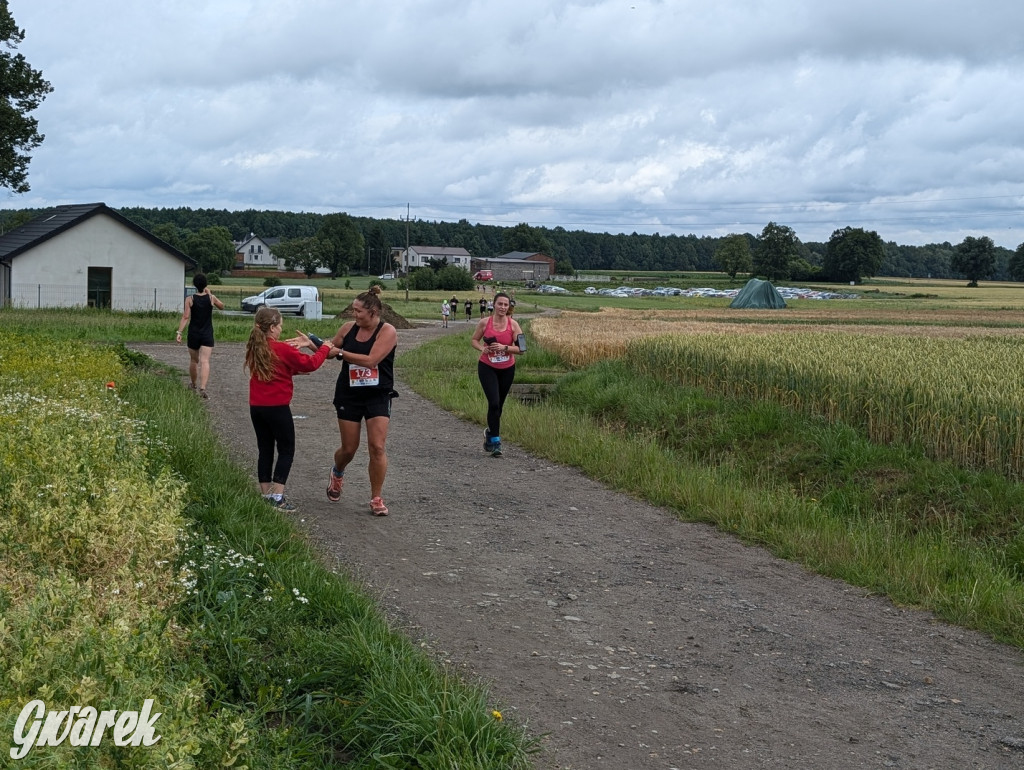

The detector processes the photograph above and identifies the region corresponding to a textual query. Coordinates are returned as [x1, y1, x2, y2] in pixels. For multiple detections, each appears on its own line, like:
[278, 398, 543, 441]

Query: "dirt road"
[137, 325, 1024, 769]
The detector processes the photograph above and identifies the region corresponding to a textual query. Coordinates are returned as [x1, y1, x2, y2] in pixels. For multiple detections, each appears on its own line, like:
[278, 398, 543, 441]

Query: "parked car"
[537, 284, 570, 294]
[379, 273, 394, 280]
[241, 285, 319, 315]
[473, 270, 494, 281]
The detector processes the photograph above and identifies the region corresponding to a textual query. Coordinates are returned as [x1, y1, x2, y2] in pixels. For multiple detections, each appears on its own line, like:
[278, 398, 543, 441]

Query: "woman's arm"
[278, 338, 333, 373]
[330, 321, 354, 348]
[505, 320, 525, 354]
[175, 296, 192, 341]
[470, 317, 489, 353]
[208, 290, 225, 310]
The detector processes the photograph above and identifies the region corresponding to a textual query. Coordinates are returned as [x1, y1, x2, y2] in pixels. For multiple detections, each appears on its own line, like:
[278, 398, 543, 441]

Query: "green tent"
[729, 278, 787, 309]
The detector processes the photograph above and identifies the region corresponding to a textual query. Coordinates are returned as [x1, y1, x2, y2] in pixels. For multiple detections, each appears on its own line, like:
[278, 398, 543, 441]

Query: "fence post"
[38, 284, 41, 308]
[154, 288, 157, 311]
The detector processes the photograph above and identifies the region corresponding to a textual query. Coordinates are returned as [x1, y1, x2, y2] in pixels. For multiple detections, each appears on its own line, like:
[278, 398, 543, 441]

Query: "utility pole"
[405, 203, 410, 301]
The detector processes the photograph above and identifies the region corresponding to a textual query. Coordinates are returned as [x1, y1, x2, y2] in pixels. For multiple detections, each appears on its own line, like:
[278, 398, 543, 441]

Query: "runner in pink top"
[470, 292, 525, 457]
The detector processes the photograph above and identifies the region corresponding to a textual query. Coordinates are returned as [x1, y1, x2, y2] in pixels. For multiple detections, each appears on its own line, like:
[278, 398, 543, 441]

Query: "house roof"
[494, 251, 549, 261]
[408, 245, 472, 257]
[0, 202, 196, 268]
[237, 233, 282, 250]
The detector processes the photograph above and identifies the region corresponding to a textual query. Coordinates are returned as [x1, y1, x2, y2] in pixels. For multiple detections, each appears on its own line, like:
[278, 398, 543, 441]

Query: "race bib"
[487, 353, 511, 364]
[348, 366, 380, 387]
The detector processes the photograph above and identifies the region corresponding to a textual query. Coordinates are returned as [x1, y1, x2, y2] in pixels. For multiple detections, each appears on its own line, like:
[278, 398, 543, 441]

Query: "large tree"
[502, 222, 554, 256]
[151, 222, 188, 253]
[753, 222, 799, 282]
[823, 226, 884, 284]
[715, 234, 752, 279]
[0, 3, 52, 193]
[366, 225, 391, 274]
[1010, 242, 1024, 283]
[317, 212, 364, 276]
[185, 226, 236, 275]
[274, 236, 331, 277]
[951, 235, 996, 287]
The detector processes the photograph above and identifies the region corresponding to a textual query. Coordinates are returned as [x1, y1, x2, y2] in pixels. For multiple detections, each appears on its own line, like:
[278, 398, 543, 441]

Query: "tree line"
[2, 204, 1023, 286]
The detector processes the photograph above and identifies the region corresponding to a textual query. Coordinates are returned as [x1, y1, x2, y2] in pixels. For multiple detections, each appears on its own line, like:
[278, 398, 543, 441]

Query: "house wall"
[477, 260, 552, 282]
[10, 215, 187, 311]
[402, 248, 472, 272]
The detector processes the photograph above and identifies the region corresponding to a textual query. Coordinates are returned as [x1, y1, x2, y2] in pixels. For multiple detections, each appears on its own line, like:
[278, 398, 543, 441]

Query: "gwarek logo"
[10, 699, 162, 759]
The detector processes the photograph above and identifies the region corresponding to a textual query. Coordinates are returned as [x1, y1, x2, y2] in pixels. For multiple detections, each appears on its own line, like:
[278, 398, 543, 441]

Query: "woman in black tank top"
[325, 288, 398, 516]
[175, 273, 225, 398]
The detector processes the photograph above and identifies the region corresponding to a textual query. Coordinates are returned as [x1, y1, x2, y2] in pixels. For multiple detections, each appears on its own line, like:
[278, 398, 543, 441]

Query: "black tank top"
[188, 294, 214, 340]
[333, 321, 395, 403]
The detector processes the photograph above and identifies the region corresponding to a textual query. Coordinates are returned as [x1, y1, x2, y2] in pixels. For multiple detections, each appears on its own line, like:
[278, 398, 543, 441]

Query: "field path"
[135, 326, 1024, 769]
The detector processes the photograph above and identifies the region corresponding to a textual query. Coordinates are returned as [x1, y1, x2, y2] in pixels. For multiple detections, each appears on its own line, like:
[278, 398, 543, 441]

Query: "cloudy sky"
[6, 0, 1024, 248]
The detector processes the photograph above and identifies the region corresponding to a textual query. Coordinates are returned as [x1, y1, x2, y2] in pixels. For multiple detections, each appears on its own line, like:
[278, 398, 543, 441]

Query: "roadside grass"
[0, 328, 537, 768]
[398, 335, 1024, 649]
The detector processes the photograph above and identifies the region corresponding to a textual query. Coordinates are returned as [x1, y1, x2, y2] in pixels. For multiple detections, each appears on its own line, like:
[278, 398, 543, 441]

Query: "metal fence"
[8, 283, 186, 312]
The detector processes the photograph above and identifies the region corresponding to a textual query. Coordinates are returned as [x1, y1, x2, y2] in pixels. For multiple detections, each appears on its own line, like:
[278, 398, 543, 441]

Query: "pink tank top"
[478, 315, 516, 370]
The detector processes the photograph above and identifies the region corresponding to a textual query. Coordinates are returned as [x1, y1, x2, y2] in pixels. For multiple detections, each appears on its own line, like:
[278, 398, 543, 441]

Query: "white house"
[235, 233, 283, 269]
[395, 245, 473, 273]
[0, 203, 196, 311]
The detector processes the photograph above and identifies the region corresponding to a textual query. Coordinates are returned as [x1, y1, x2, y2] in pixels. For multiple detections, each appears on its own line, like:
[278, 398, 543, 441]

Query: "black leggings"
[478, 361, 516, 438]
[250, 405, 295, 485]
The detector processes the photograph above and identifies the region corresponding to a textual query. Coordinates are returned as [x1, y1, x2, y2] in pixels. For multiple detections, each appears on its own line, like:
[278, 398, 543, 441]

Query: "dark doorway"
[87, 267, 112, 308]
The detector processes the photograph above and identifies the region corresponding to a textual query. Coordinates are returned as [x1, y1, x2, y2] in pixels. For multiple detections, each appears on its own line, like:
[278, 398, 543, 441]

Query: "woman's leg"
[495, 364, 516, 415]
[478, 361, 503, 437]
[269, 406, 296, 494]
[188, 348, 199, 388]
[334, 419, 362, 474]
[365, 416, 390, 500]
[250, 407, 277, 495]
[197, 345, 214, 390]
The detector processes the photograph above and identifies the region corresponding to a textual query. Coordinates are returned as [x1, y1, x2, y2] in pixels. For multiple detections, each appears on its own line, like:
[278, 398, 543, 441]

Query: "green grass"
[0, 322, 538, 768]
[398, 337, 1024, 648]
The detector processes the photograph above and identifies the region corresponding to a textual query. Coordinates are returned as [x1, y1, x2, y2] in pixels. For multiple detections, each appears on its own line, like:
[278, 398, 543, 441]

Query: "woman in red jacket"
[245, 307, 338, 512]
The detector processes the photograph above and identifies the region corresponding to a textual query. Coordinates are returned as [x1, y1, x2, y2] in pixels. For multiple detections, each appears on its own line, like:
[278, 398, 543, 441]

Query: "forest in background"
[0, 205, 1019, 282]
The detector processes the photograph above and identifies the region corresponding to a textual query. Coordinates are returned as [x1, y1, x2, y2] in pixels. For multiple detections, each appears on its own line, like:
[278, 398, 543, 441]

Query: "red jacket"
[249, 340, 331, 407]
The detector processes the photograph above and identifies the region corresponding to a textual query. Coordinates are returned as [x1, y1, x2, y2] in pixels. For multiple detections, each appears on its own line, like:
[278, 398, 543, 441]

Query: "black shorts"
[334, 391, 393, 422]
[187, 334, 214, 351]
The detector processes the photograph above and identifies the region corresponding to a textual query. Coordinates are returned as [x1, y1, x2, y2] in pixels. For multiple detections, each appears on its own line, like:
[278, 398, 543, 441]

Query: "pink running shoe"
[326, 468, 344, 502]
[370, 496, 389, 516]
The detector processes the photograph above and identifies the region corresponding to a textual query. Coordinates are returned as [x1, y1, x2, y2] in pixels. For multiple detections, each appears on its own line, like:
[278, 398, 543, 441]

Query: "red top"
[249, 340, 331, 406]
[478, 315, 516, 370]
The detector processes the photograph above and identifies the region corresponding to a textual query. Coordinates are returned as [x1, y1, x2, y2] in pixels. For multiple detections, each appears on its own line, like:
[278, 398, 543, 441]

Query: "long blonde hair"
[244, 307, 282, 382]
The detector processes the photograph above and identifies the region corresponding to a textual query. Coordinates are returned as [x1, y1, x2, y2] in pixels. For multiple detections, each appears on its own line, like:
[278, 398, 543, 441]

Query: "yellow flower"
[491, 710, 502, 721]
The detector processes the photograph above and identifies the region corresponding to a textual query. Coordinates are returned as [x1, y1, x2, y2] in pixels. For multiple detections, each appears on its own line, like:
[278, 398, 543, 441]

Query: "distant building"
[235, 233, 283, 269]
[0, 202, 195, 311]
[473, 252, 555, 282]
[395, 245, 473, 273]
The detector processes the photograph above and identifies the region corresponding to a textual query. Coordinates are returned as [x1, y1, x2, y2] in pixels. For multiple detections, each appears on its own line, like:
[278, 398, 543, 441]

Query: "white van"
[241, 285, 319, 315]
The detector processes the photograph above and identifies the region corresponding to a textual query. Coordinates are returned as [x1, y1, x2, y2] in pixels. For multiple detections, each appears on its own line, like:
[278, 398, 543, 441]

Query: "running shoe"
[199, 389, 209, 400]
[274, 497, 297, 512]
[326, 468, 344, 502]
[483, 428, 492, 452]
[370, 496, 389, 516]
[490, 440, 503, 458]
